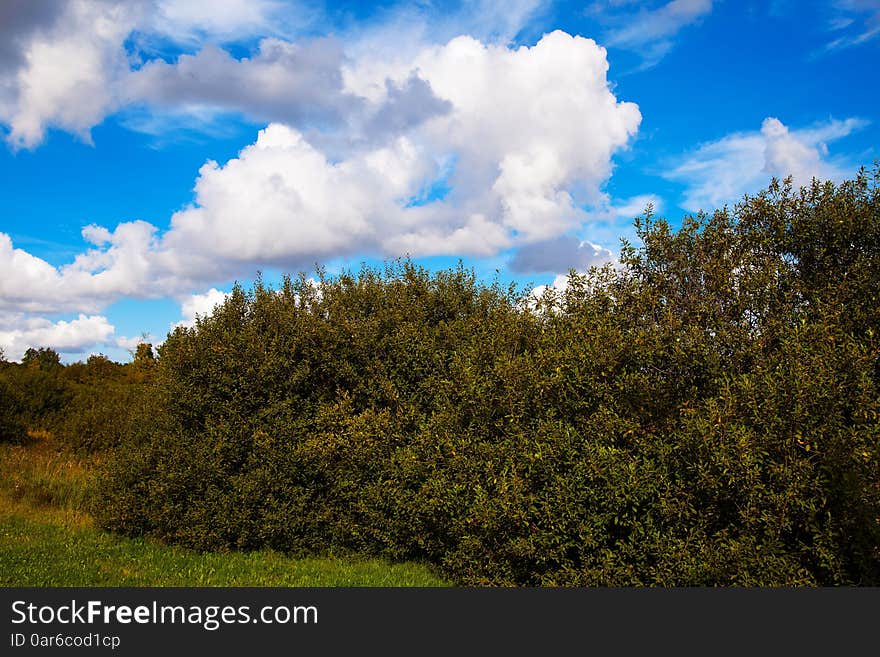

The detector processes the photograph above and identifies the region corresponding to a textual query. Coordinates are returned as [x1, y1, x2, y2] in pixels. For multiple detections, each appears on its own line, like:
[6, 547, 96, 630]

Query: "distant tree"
[79, 354, 121, 382]
[22, 347, 62, 370]
[134, 343, 155, 363]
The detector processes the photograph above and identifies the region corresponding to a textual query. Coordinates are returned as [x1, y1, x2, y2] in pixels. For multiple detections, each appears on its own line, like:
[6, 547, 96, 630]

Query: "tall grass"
[0, 431, 96, 513]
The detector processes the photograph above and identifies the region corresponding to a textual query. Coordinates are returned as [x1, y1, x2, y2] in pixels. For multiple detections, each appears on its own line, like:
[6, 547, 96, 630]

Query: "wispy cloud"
[825, 0, 880, 50]
[588, 0, 714, 68]
[663, 116, 868, 212]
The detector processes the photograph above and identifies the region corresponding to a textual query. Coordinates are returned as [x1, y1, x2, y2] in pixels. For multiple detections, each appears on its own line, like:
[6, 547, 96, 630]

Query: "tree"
[22, 347, 62, 370]
[134, 342, 155, 363]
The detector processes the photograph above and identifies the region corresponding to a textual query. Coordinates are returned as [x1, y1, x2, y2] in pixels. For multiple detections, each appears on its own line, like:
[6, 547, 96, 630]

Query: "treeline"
[0, 345, 156, 452]
[4, 169, 880, 585]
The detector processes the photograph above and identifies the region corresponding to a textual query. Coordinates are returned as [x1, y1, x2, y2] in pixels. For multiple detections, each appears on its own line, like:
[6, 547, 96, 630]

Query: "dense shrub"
[0, 349, 156, 452]
[97, 169, 880, 585]
[55, 383, 153, 453]
[0, 373, 27, 443]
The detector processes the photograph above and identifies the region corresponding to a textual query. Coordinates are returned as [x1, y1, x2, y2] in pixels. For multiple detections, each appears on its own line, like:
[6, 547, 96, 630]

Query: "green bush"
[97, 169, 880, 585]
[55, 383, 153, 453]
[0, 374, 27, 443]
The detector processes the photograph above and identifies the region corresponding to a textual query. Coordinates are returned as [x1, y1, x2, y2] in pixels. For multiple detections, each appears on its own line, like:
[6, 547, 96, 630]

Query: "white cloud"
[123, 38, 372, 131]
[664, 116, 868, 212]
[0, 222, 180, 313]
[0, 0, 317, 148]
[165, 31, 640, 265]
[0, 313, 115, 361]
[1, 0, 142, 149]
[0, 26, 639, 318]
[115, 335, 147, 351]
[163, 124, 430, 265]
[147, 0, 296, 46]
[343, 0, 546, 67]
[173, 288, 229, 329]
[353, 31, 640, 244]
[612, 194, 663, 219]
[589, 0, 714, 67]
[0, 1, 547, 149]
[826, 1, 880, 50]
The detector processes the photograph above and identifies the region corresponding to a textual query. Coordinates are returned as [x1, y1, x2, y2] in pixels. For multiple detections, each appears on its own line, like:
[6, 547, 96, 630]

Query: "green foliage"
[0, 344, 157, 451]
[0, 374, 27, 443]
[95, 169, 880, 585]
[6, 365, 71, 431]
[56, 383, 153, 453]
[22, 347, 62, 371]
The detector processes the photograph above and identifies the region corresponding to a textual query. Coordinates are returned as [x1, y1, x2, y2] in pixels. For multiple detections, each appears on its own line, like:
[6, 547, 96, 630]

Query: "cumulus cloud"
[0, 0, 65, 74]
[0, 222, 177, 313]
[0, 4, 641, 323]
[1, 0, 144, 148]
[125, 38, 365, 130]
[0, 0, 315, 147]
[664, 116, 868, 212]
[0, 313, 116, 361]
[162, 33, 639, 265]
[588, 0, 714, 67]
[122, 38, 453, 147]
[0, 0, 546, 148]
[173, 288, 229, 329]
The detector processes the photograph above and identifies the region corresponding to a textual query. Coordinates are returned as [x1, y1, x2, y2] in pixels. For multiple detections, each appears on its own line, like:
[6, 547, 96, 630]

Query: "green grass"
[0, 511, 449, 586]
[0, 438, 450, 587]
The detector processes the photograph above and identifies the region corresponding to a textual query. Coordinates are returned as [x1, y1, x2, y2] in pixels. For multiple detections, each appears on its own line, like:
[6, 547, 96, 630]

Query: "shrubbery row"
[93, 170, 880, 585]
[0, 346, 156, 451]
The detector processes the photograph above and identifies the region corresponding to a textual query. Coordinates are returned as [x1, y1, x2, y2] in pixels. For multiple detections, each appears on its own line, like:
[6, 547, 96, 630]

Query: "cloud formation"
[0, 222, 172, 314]
[0, 0, 549, 149]
[173, 288, 230, 329]
[0, 313, 116, 361]
[826, 0, 880, 50]
[0, 29, 641, 327]
[664, 116, 867, 212]
[145, 0, 298, 46]
[1, 0, 143, 149]
[125, 38, 368, 130]
[0, 2, 648, 360]
[167, 31, 640, 262]
[588, 0, 714, 67]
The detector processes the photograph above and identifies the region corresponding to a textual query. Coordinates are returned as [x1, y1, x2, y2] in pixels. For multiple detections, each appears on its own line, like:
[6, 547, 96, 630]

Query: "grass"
[0, 436, 450, 587]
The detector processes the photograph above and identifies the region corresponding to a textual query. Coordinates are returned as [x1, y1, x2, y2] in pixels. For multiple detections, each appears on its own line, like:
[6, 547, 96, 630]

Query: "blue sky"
[0, 0, 877, 362]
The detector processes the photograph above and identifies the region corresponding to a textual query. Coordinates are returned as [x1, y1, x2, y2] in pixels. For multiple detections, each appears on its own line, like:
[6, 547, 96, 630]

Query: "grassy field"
[0, 436, 450, 587]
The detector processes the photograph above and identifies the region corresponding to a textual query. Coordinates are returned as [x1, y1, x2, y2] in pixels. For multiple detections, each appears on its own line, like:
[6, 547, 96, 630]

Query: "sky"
[0, 0, 877, 362]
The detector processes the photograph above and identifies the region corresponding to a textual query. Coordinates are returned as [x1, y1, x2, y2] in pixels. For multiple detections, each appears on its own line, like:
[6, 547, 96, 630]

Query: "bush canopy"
[87, 168, 880, 585]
